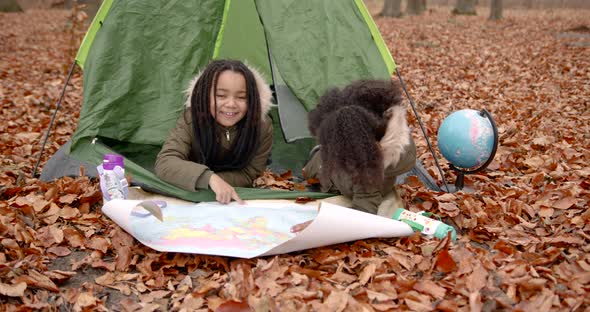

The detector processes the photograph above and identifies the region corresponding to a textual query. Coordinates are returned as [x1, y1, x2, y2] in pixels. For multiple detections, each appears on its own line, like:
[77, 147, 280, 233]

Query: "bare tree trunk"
[407, 0, 427, 15]
[380, 0, 403, 17]
[489, 0, 502, 20]
[453, 0, 477, 15]
[0, 0, 23, 12]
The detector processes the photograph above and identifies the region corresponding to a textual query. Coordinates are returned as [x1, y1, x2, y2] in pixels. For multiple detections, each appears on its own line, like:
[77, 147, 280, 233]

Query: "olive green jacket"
[303, 104, 417, 215]
[154, 109, 273, 191]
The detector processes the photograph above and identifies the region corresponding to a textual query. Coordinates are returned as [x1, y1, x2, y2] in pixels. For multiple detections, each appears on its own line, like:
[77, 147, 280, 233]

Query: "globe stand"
[446, 166, 475, 193]
[445, 109, 499, 193]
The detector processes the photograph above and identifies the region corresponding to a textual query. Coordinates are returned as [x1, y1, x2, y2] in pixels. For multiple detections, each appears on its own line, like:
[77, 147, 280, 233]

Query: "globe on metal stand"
[437, 109, 499, 193]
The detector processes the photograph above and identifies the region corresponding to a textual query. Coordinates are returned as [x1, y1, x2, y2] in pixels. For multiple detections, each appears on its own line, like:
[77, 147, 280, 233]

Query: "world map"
[128, 202, 318, 258]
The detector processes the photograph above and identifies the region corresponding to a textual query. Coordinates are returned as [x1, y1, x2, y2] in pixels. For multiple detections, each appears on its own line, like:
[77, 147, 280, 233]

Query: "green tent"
[40, 0, 399, 202]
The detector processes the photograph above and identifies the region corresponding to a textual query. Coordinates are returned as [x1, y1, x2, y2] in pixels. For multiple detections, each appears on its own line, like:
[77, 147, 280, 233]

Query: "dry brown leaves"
[1, 5, 589, 311]
[253, 169, 319, 192]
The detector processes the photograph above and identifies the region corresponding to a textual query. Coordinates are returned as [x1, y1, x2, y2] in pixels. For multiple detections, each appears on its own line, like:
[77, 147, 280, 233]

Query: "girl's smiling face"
[210, 70, 248, 127]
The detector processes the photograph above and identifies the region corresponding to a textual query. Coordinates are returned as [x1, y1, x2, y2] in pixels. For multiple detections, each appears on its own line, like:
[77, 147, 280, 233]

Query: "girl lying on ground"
[303, 79, 416, 217]
[155, 60, 273, 204]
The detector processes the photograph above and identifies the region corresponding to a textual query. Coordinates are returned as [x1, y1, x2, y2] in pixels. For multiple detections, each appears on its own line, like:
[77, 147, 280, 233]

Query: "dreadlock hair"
[309, 79, 404, 190]
[188, 60, 261, 171]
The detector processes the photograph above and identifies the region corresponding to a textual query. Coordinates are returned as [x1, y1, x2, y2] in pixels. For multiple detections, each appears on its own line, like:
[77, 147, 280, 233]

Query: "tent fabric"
[47, 0, 401, 203]
[214, 0, 272, 79]
[254, 0, 393, 111]
[71, 0, 226, 150]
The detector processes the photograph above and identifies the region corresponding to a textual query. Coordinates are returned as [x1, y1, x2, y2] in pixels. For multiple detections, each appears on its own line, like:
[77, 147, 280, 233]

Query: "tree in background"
[489, 0, 502, 20]
[407, 0, 427, 15]
[0, 0, 23, 12]
[452, 0, 477, 15]
[380, 0, 403, 17]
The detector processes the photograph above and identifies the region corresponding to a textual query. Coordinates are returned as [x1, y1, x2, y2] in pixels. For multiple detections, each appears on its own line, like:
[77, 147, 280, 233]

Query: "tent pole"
[394, 68, 450, 193]
[32, 60, 77, 178]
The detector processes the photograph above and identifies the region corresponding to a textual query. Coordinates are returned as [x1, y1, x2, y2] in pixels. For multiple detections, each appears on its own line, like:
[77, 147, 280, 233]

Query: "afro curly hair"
[308, 79, 405, 189]
[308, 80, 403, 137]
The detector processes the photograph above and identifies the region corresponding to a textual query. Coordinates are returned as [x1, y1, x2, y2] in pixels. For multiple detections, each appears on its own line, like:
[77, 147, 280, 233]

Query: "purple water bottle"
[98, 154, 128, 201]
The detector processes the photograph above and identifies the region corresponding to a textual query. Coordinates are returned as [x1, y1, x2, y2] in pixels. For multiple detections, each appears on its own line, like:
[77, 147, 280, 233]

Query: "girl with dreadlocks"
[303, 79, 416, 217]
[155, 60, 273, 204]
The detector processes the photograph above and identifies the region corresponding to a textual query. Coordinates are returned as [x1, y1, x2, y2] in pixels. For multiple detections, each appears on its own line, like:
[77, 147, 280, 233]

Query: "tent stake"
[32, 60, 77, 178]
[394, 68, 450, 193]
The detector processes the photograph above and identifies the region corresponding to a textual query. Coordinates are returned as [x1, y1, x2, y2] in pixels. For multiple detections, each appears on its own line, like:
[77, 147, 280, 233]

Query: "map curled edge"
[260, 201, 414, 256]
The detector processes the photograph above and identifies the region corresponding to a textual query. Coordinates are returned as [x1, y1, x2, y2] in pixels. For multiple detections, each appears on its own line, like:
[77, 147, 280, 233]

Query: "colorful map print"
[128, 202, 318, 258]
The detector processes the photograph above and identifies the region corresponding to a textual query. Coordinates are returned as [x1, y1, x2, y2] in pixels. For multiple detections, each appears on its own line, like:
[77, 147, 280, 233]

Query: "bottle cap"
[434, 223, 457, 241]
[391, 207, 405, 221]
[103, 154, 124, 170]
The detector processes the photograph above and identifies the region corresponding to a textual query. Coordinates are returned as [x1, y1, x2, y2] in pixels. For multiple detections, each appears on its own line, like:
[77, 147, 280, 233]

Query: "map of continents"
[129, 202, 318, 258]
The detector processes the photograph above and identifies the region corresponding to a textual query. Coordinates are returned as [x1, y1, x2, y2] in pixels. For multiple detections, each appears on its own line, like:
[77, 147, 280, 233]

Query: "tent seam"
[75, 0, 115, 69]
[352, 0, 397, 75]
[212, 0, 232, 59]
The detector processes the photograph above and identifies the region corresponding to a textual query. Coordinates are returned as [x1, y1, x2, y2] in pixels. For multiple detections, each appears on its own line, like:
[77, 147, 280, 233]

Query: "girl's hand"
[208, 174, 245, 204]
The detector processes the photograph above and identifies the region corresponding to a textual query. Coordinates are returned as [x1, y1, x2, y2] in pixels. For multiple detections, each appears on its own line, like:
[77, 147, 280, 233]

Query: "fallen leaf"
[95, 272, 116, 286]
[63, 227, 85, 248]
[319, 290, 348, 312]
[538, 207, 554, 218]
[435, 249, 457, 273]
[280, 170, 293, 180]
[414, 280, 446, 298]
[139, 290, 171, 303]
[0, 282, 27, 297]
[524, 156, 545, 168]
[59, 193, 77, 204]
[32, 198, 49, 213]
[366, 289, 396, 301]
[14, 270, 59, 292]
[73, 292, 99, 311]
[358, 262, 377, 285]
[44, 270, 76, 284]
[59, 206, 80, 219]
[552, 196, 577, 209]
[215, 300, 252, 312]
[295, 196, 315, 204]
[466, 263, 488, 293]
[438, 202, 460, 217]
[293, 183, 306, 191]
[47, 246, 71, 257]
[86, 236, 110, 253]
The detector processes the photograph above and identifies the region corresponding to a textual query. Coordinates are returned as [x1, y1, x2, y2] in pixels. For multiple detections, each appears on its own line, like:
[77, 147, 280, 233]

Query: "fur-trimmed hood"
[380, 103, 411, 169]
[184, 63, 273, 119]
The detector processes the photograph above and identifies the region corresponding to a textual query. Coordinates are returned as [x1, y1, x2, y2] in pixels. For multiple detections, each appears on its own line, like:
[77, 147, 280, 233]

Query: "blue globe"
[437, 109, 496, 170]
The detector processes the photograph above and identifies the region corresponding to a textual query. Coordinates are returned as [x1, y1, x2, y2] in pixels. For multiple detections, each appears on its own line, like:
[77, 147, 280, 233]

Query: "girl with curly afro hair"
[303, 79, 416, 217]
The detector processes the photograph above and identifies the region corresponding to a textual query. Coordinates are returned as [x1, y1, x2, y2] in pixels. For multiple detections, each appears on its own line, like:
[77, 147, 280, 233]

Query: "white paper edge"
[261, 201, 414, 256]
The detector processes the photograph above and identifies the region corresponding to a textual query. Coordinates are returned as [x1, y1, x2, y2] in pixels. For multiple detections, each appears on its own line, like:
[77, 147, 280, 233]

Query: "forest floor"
[0, 6, 589, 311]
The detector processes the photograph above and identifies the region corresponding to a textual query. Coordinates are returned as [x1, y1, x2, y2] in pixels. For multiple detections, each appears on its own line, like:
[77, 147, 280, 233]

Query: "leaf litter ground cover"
[1, 6, 589, 311]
